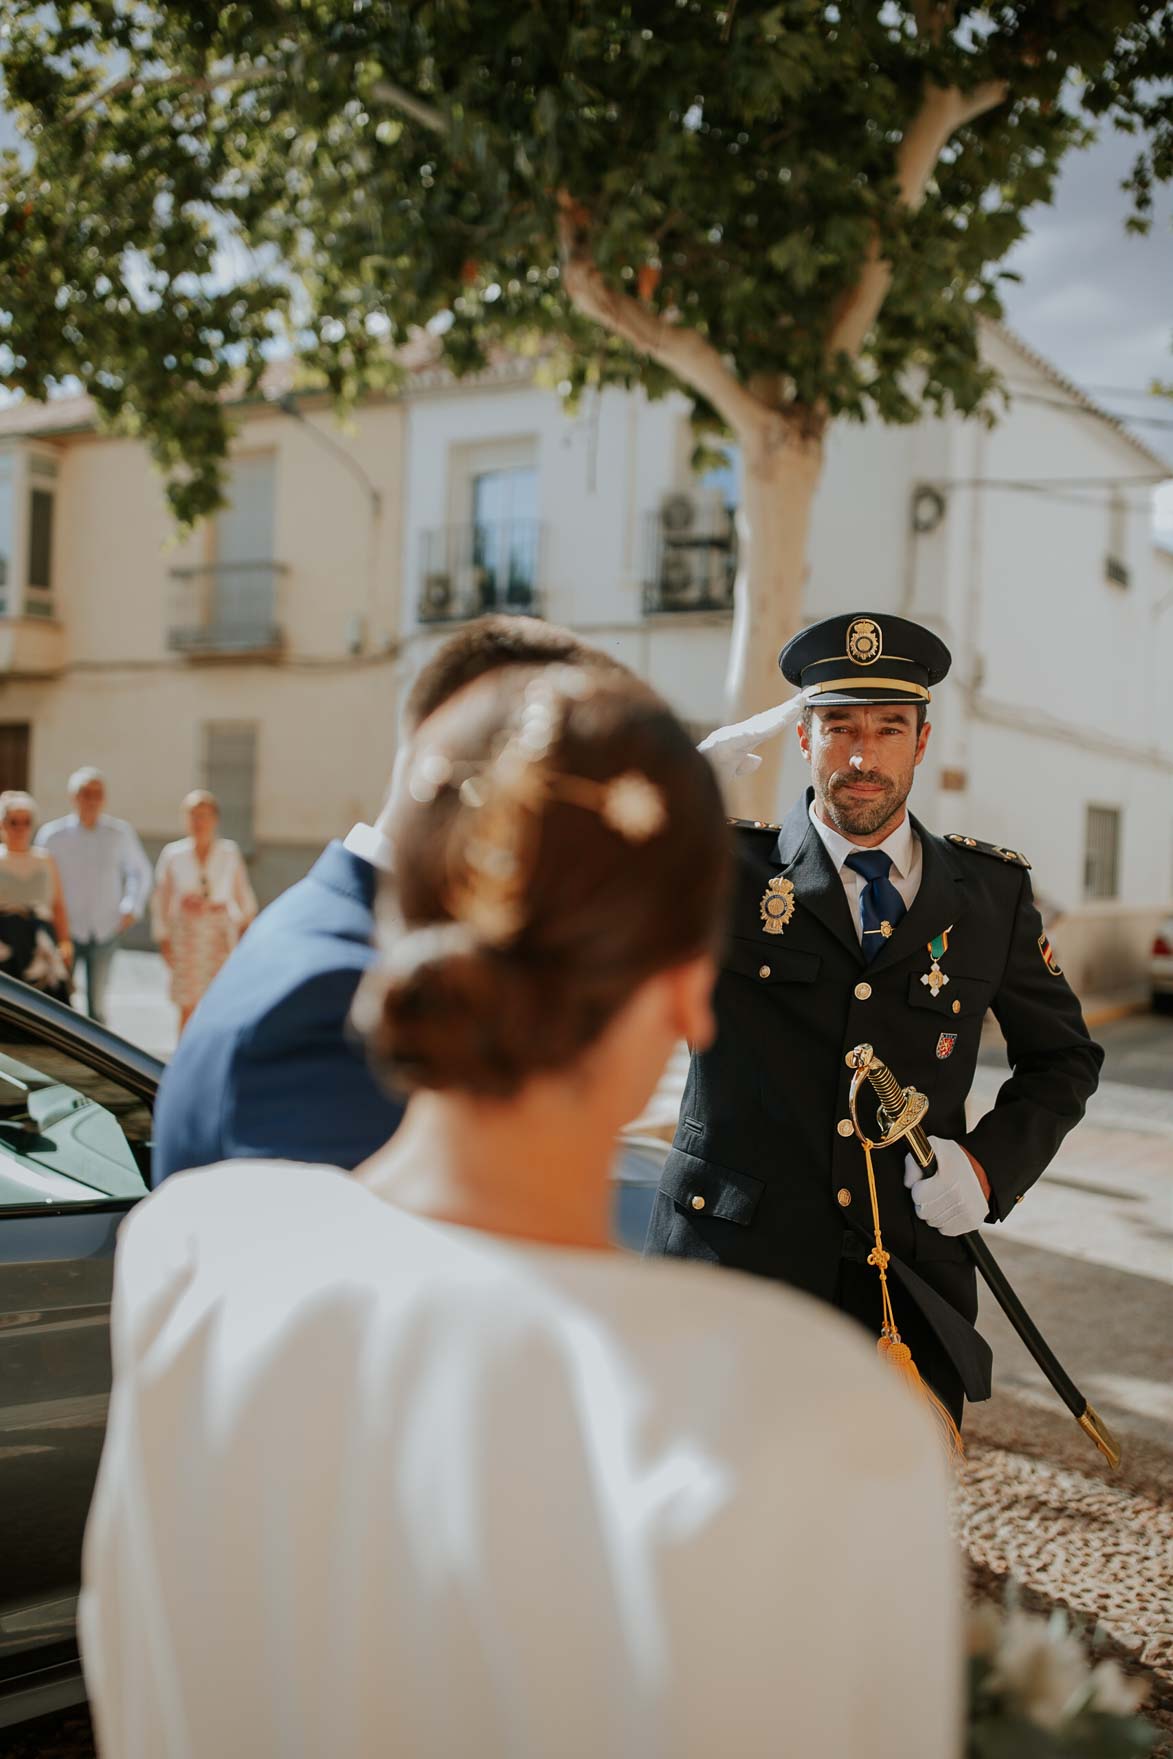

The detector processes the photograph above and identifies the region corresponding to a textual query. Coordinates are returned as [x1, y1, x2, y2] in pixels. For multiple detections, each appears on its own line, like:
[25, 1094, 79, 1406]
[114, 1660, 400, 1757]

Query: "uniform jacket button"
[836, 1188, 852, 1207]
[758, 964, 771, 979]
[837, 1118, 854, 1138]
[691, 1193, 706, 1211]
[952, 1000, 961, 1015]
[854, 981, 872, 1000]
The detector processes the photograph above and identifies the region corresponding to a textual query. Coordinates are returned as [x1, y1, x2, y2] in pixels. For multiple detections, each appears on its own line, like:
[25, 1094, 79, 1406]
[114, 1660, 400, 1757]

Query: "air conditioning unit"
[660, 487, 733, 542]
[421, 572, 453, 616]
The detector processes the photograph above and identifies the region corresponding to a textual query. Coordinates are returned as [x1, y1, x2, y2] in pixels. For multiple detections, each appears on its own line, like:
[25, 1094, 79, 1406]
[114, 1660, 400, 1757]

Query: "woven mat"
[959, 1389, 1173, 1752]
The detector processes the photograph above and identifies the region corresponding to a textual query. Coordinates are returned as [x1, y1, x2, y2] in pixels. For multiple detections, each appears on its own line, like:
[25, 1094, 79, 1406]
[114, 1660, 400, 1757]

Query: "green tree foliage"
[0, 2, 1170, 524]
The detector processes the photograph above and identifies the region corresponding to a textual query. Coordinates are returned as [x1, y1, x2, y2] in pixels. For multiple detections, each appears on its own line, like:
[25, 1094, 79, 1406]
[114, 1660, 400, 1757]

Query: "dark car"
[0, 973, 669, 1728]
[0, 975, 161, 1729]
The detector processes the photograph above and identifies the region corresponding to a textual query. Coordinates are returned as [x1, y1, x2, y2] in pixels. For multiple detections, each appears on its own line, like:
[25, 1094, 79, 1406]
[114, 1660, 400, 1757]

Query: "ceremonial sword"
[845, 1043, 1121, 1470]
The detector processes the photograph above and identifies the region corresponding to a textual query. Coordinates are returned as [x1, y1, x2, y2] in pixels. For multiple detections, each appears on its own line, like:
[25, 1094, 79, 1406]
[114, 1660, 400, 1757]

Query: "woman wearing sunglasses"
[0, 790, 73, 1001]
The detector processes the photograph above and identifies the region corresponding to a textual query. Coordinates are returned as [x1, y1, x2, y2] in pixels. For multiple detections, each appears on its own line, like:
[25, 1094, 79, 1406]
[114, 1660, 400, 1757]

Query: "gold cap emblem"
[846, 617, 882, 665]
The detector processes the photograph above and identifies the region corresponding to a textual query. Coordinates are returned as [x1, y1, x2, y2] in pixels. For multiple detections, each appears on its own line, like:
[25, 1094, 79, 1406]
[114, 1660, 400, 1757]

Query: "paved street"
[100, 950, 178, 1064]
[14, 977, 1171, 1755]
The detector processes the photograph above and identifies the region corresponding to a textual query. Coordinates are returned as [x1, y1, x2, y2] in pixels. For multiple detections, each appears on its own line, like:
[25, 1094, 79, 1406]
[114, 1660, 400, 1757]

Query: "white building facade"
[398, 326, 1173, 995]
[0, 323, 1165, 994]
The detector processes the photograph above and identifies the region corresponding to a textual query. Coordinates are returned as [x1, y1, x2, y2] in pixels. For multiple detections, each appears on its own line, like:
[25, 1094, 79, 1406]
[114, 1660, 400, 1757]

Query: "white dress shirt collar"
[807, 800, 917, 880]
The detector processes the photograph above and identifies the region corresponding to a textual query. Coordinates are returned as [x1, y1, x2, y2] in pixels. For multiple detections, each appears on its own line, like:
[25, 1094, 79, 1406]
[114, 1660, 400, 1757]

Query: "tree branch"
[68, 63, 448, 137]
[824, 77, 1008, 363]
[556, 196, 767, 435]
[368, 78, 448, 136]
[68, 65, 270, 123]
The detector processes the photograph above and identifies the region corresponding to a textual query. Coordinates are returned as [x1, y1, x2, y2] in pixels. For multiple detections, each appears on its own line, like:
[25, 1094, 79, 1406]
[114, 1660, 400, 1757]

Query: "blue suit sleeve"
[221, 965, 405, 1172]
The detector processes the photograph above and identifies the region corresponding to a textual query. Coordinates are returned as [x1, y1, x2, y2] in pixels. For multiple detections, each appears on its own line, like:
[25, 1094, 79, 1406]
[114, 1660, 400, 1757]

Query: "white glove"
[903, 1137, 989, 1237]
[699, 695, 808, 792]
[704, 744, 763, 781]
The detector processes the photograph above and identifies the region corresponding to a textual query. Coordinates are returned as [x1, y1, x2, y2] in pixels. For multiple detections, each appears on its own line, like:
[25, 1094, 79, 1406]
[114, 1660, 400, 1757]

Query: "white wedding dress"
[82, 1160, 960, 1758]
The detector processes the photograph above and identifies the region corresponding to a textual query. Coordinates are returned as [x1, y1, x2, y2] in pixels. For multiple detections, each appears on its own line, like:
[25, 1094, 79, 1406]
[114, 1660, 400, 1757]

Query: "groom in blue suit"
[152, 618, 623, 1183]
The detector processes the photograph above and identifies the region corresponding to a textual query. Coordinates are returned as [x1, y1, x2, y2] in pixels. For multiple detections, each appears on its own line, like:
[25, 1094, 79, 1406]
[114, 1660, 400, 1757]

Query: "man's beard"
[820, 769, 912, 837]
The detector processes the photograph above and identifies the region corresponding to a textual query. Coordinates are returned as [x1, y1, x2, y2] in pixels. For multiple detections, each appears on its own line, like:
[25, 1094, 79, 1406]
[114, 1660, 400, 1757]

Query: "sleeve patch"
[947, 834, 1032, 870]
[1038, 933, 1062, 976]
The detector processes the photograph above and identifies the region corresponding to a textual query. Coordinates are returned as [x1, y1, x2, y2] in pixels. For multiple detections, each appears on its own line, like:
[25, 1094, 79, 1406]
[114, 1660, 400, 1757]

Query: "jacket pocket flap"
[723, 936, 821, 986]
[905, 972, 989, 1018]
[659, 1148, 765, 1226]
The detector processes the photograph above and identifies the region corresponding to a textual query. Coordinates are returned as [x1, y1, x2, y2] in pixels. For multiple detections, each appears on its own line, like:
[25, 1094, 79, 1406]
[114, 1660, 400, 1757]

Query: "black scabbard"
[911, 1131, 1120, 1465]
[962, 1233, 1083, 1418]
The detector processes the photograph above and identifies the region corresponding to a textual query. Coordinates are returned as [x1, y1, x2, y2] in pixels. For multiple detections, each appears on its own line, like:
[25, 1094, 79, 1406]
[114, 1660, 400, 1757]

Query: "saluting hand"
[904, 1138, 991, 1237]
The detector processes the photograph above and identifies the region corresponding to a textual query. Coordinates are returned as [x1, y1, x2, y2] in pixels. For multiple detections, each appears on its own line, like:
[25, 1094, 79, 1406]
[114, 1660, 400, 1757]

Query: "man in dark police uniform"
[644, 611, 1103, 1424]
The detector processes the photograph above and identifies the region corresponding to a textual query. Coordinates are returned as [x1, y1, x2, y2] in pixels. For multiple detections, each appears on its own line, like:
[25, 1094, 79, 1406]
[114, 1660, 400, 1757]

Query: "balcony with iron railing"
[418, 520, 545, 624]
[642, 492, 737, 616]
[166, 562, 288, 657]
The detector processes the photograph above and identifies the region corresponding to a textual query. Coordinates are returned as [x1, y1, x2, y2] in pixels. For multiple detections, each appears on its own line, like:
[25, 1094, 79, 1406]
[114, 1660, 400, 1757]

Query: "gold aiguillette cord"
[859, 1134, 965, 1460]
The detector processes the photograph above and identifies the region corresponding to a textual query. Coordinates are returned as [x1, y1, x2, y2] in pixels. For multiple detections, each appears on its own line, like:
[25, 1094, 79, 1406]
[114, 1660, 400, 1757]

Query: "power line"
[923, 472, 1169, 510]
[1065, 383, 1171, 403]
[1004, 376, 1172, 403]
[932, 472, 1169, 486]
[1008, 390, 1173, 431]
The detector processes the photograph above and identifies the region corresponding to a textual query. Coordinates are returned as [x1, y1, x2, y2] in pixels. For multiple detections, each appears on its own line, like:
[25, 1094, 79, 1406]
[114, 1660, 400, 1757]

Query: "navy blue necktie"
[844, 850, 906, 963]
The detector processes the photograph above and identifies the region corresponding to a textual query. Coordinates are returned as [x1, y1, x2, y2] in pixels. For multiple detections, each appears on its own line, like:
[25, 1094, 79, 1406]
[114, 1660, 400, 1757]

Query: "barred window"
[1083, 805, 1121, 901]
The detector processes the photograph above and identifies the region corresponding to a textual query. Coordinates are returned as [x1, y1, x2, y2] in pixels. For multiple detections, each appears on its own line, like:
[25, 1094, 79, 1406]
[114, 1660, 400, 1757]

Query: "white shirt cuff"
[343, 822, 395, 875]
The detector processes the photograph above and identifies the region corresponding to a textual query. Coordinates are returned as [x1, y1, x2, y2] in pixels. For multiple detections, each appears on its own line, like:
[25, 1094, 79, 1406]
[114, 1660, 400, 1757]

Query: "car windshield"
[0, 1043, 150, 1203]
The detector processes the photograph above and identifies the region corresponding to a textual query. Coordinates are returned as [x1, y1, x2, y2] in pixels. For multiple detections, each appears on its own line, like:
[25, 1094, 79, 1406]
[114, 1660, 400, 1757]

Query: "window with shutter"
[1083, 805, 1121, 901]
[201, 723, 259, 855]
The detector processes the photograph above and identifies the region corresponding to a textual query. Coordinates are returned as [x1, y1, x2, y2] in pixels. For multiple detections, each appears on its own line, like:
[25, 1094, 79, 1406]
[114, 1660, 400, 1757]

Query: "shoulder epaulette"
[728, 817, 781, 832]
[947, 834, 1031, 870]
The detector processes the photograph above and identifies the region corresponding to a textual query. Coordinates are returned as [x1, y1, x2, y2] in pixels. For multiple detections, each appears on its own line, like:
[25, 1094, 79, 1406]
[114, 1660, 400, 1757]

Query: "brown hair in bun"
[355, 665, 729, 1099]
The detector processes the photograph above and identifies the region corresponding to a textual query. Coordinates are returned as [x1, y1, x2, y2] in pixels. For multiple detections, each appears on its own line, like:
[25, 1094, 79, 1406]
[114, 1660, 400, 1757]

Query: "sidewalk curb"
[1083, 999, 1150, 1029]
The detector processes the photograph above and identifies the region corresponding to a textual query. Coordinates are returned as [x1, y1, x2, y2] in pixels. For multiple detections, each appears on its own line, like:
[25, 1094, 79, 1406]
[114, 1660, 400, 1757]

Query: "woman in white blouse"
[152, 789, 257, 1031]
[83, 667, 960, 1759]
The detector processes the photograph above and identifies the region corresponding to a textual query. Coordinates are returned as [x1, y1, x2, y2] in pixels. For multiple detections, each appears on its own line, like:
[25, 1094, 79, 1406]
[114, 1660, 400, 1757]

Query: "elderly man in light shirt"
[36, 767, 152, 1025]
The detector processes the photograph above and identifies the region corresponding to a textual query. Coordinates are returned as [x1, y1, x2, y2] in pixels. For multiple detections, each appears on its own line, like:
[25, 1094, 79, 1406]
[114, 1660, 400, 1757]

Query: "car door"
[0, 978, 159, 1685]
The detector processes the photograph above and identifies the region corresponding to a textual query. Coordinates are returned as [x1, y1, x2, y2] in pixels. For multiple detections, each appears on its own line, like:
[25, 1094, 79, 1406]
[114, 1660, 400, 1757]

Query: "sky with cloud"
[997, 124, 1173, 536]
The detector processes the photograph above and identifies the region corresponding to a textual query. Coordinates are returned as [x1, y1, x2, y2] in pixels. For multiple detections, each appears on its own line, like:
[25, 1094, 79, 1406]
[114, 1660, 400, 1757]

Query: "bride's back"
[85, 1156, 957, 1759]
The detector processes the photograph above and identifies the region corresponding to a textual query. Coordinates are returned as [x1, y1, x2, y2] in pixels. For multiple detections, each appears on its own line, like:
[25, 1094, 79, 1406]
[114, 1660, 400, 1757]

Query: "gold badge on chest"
[760, 874, 797, 936]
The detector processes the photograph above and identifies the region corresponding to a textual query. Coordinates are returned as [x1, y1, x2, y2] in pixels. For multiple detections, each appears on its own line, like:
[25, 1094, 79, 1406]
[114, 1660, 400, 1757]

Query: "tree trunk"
[724, 422, 825, 820]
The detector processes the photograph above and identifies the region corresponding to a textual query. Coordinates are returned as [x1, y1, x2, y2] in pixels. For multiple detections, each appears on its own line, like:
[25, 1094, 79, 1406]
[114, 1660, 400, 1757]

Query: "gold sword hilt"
[845, 1043, 933, 1165]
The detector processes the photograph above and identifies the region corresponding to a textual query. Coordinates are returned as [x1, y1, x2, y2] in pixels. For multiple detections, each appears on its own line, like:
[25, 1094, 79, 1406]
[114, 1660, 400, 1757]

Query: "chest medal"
[920, 926, 952, 998]
[759, 874, 796, 936]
